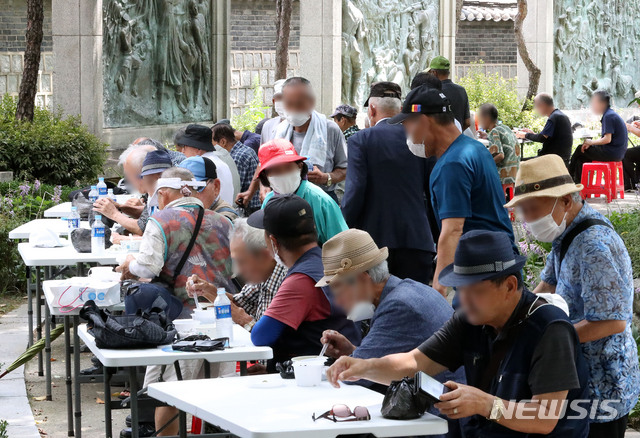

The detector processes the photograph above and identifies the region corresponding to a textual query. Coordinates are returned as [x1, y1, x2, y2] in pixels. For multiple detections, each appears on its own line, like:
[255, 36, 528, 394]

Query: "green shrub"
[0, 95, 108, 186]
[607, 210, 640, 276]
[231, 77, 271, 132]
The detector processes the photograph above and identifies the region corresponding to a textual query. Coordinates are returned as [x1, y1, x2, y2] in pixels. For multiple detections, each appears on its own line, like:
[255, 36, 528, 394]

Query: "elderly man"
[515, 93, 573, 165]
[258, 139, 347, 244]
[247, 195, 360, 370]
[428, 56, 470, 130]
[390, 85, 515, 296]
[343, 82, 435, 284]
[174, 124, 241, 205]
[179, 156, 238, 222]
[327, 230, 590, 438]
[330, 104, 360, 141]
[477, 103, 520, 189]
[133, 136, 186, 166]
[260, 78, 287, 143]
[506, 155, 640, 438]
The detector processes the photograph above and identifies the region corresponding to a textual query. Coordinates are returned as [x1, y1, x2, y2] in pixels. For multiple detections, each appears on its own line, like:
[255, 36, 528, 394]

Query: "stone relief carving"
[341, 0, 439, 107]
[103, 0, 212, 128]
[553, 0, 639, 109]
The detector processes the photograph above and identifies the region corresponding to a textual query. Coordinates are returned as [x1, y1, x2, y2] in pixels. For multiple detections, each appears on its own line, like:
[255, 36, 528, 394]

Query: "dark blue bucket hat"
[438, 230, 526, 288]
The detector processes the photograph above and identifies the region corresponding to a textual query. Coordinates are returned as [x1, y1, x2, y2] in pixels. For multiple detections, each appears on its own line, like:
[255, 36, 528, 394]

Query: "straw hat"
[504, 155, 583, 208]
[316, 229, 389, 287]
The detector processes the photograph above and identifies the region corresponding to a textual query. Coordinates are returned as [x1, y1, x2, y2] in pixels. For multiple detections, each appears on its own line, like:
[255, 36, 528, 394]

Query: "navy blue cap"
[174, 124, 214, 152]
[140, 149, 172, 176]
[247, 194, 316, 237]
[388, 85, 452, 125]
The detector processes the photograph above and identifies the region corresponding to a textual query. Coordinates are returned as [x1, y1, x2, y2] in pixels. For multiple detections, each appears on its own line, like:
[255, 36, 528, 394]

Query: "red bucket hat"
[258, 139, 306, 177]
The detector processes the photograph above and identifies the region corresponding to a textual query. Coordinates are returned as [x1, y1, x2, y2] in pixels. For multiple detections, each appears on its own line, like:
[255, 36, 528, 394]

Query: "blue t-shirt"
[601, 108, 628, 161]
[430, 135, 515, 244]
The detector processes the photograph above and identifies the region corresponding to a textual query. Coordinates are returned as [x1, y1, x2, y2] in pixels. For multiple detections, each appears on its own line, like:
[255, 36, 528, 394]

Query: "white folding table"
[79, 324, 273, 438]
[44, 195, 136, 218]
[8, 218, 90, 240]
[148, 375, 448, 438]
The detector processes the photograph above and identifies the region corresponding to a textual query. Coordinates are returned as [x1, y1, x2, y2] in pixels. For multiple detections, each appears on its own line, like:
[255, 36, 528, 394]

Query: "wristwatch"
[489, 398, 506, 422]
[243, 319, 256, 332]
[325, 173, 333, 186]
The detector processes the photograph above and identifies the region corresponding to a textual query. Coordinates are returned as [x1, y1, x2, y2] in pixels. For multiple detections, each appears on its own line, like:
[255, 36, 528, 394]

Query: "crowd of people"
[92, 56, 640, 438]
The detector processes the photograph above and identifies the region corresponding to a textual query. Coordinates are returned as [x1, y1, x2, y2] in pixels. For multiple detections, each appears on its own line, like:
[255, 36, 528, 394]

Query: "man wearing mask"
[506, 155, 640, 438]
[274, 77, 348, 204]
[390, 85, 514, 296]
[257, 139, 347, 244]
[260, 78, 287, 144]
[247, 195, 360, 370]
[342, 82, 436, 284]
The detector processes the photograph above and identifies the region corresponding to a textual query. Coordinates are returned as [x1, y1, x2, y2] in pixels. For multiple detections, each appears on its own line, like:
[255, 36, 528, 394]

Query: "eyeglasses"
[312, 404, 371, 422]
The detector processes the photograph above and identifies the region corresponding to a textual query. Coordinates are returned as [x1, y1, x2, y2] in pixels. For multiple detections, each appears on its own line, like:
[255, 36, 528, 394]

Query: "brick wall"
[0, 0, 53, 52]
[231, 0, 300, 51]
[455, 20, 517, 65]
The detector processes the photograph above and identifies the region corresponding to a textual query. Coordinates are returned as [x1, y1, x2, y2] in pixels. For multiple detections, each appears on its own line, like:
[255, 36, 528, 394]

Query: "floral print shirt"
[487, 124, 520, 185]
[541, 202, 640, 421]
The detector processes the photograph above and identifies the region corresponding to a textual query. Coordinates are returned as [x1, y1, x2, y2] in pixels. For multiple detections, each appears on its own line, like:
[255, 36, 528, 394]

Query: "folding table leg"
[27, 266, 33, 347]
[239, 361, 248, 376]
[179, 411, 188, 438]
[73, 316, 82, 438]
[104, 367, 113, 438]
[44, 303, 52, 401]
[64, 316, 74, 437]
[129, 367, 140, 438]
[36, 266, 43, 376]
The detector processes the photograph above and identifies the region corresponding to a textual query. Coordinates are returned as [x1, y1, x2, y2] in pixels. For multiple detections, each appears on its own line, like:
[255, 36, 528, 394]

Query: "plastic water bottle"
[88, 185, 98, 203]
[97, 177, 108, 198]
[213, 288, 233, 344]
[91, 215, 105, 254]
[68, 206, 80, 240]
[108, 188, 117, 203]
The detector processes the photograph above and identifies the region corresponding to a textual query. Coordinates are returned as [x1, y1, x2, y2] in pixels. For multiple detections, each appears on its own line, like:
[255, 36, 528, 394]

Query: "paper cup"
[173, 319, 201, 336]
[192, 309, 216, 324]
[292, 357, 324, 387]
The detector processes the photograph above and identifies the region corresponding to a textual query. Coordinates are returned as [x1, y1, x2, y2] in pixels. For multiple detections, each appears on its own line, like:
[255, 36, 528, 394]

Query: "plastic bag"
[380, 377, 429, 420]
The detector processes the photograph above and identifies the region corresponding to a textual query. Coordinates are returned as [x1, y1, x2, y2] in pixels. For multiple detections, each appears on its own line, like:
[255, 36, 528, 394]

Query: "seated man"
[247, 194, 360, 370]
[317, 229, 466, 437]
[508, 155, 640, 438]
[569, 90, 628, 183]
[477, 103, 520, 190]
[258, 139, 348, 244]
[327, 230, 590, 438]
[179, 156, 239, 222]
[622, 119, 640, 190]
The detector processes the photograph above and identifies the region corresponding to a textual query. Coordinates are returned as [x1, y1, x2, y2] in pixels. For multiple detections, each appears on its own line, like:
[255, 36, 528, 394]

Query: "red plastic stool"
[594, 161, 624, 200]
[503, 184, 516, 222]
[191, 416, 204, 434]
[581, 162, 612, 202]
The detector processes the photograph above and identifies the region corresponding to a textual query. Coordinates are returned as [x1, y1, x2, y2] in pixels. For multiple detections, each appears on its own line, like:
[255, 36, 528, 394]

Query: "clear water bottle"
[107, 188, 117, 203]
[213, 288, 233, 345]
[91, 215, 105, 254]
[68, 206, 80, 240]
[97, 177, 108, 198]
[88, 185, 98, 203]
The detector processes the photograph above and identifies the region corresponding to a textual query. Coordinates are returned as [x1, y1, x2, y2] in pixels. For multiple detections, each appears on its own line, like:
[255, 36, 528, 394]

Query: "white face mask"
[274, 101, 286, 118]
[268, 170, 301, 195]
[526, 198, 568, 242]
[270, 239, 286, 267]
[407, 137, 427, 158]
[286, 111, 311, 127]
[347, 302, 376, 322]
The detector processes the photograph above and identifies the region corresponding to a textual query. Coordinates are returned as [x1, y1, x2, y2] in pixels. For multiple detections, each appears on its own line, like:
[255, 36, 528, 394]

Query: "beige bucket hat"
[316, 229, 389, 287]
[504, 155, 583, 208]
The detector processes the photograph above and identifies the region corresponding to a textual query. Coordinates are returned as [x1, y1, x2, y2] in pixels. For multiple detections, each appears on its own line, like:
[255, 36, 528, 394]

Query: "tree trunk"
[16, 0, 44, 121]
[455, 0, 464, 35]
[514, 0, 541, 110]
[275, 0, 293, 80]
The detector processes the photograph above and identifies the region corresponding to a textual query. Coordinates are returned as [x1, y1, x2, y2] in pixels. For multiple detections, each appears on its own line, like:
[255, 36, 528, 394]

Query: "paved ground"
[586, 191, 640, 214]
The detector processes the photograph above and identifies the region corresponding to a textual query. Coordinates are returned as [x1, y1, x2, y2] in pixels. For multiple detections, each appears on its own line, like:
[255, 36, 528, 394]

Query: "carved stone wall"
[341, 0, 440, 107]
[553, 0, 640, 109]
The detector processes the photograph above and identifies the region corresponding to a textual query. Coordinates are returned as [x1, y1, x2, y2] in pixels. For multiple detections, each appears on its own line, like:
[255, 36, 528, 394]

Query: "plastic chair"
[594, 161, 624, 200]
[503, 184, 516, 221]
[581, 162, 613, 202]
[191, 416, 204, 434]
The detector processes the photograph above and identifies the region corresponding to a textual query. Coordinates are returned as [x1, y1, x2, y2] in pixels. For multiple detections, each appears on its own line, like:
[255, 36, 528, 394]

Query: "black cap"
[364, 81, 402, 107]
[388, 85, 452, 125]
[174, 124, 214, 152]
[247, 194, 316, 237]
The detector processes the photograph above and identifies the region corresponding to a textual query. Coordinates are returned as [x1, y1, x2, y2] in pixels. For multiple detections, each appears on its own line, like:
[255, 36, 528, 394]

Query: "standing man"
[391, 85, 514, 296]
[331, 104, 360, 141]
[515, 93, 573, 165]
[507, 155, 640, 438]
[343, 82, 436, 284]
[428, 56, 471, 130]
[260, 79, 287, 143]
[477, 103, 520, 189]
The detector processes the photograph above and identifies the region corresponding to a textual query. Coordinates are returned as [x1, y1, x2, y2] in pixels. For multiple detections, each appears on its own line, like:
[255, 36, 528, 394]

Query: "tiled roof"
[460, 0, 517, 22]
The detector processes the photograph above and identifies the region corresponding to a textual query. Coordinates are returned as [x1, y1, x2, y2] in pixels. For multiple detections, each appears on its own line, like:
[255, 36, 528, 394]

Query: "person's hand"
[307, 167, 329, 185]
[93, 198, 119, 219]
[320, 330, 356, 358]
[633, 121, 640, 129]
[325, 356, 368, 388]
[515, 131, 527, 139]
[236, 191, 252, 208]
[247, 363, 267, 375]
[230, 303, 254, 326]
[521, 128, 534, 134]
[431, 277, 447, 297]
[434, 381, 494, 420]
[115, 254, 137, 281]
[477, 131, 488, 139]
[186, 274, 216, 301]
[119, 198, 144, 217]
[581, 139, 592, 152]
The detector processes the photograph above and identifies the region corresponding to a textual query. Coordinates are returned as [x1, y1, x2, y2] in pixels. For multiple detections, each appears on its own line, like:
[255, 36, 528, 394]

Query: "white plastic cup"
[192, 309, 216, 324]
[173, 319, 201, 336]
[292, 358, 324, 387]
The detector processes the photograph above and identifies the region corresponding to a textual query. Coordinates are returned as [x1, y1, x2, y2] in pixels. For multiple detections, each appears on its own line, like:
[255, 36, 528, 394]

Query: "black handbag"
[381, 377, 430, 420]
[80, 300, 176, 349]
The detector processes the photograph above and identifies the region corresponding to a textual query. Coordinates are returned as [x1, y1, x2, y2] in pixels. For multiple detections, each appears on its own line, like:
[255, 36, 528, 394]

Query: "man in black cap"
[247, 194, 360, 370]
[327, 230, 590, 438]
[342, 81, 436, 284]
[389, 85, 515, 297]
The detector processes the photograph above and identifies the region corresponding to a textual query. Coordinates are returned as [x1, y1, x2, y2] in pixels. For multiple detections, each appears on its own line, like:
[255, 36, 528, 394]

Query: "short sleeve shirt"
[540, 202, 640, 419]
[487, 124, 520, 185]
[441, 79, 471, 127]
[600, 108, 628, 161]
[229, 142, 261, 209]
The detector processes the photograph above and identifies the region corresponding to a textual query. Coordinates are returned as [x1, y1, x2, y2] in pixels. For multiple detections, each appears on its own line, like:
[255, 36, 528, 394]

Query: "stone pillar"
[517, 0, 554, 97]
[212, 0, 231, 121]
[299, 0, 341, 116]
[439, 0, 457, 78]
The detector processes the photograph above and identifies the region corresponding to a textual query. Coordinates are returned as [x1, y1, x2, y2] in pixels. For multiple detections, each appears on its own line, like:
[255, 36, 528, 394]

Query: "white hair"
[368, 96, 401, 114]
[366, 260, 390, 284]
[570, 191, 582, 203]
[119, 144, 155, 168]
[229, 218, 267, 252]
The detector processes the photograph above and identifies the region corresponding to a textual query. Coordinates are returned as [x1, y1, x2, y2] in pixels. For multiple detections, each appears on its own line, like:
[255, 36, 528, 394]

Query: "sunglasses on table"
[312, 404, 371, 422]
